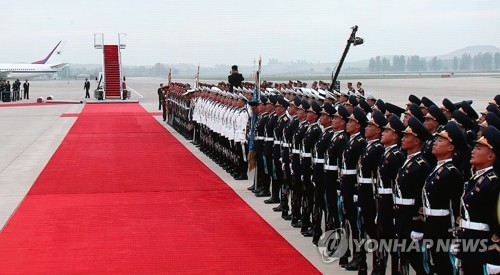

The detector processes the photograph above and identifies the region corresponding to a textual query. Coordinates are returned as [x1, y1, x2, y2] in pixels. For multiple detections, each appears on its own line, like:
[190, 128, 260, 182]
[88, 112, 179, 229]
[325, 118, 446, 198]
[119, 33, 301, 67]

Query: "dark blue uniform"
[423, 159, 463, 274]
[311, 126, 334, 241]
[280, 115, 299, 214]
[271, 113, 289, 200]
[291, 121, 309, 225]
[254, 112, 270, 196]
[261, 112, 278, 197]
[324, 130, 349, 231]
[459, 168, 499, 274]
[394, 152, 431, 275]
[300, 122, 322, 234]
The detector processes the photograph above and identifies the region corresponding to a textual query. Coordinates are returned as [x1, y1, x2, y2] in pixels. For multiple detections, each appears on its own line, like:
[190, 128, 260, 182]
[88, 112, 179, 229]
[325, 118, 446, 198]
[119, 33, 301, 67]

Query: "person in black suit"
[394, 116, 432, 275]
[84, 78, 91, 98]
[422, 121, 466, 274]
[228, 65, 244, 93]
[158, 83, 164, 110]
[458, 126, 500, 275]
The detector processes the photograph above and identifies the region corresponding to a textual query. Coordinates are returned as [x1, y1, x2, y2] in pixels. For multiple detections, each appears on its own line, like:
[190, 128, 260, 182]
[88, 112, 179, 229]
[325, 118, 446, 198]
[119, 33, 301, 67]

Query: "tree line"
[368, 52, 500, 72]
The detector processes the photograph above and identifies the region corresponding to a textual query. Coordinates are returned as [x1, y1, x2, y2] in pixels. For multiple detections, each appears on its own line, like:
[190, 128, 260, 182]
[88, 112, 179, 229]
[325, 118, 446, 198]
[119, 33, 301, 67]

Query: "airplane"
[0, 41, 68, 79]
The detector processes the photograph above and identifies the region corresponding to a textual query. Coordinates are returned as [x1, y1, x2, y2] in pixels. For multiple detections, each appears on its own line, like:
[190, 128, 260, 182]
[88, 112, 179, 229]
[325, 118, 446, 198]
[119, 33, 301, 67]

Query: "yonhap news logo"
[316, 228, 349, 263]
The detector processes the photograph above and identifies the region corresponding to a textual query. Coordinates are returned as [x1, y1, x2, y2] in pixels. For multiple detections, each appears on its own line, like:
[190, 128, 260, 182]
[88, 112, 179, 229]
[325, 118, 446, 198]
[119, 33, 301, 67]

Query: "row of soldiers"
[167, 81, 500, 275]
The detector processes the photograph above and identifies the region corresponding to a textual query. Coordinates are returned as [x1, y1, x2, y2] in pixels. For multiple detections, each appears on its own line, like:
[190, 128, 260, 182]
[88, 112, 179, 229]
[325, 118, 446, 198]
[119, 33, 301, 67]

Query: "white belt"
[313, 158, 325, 164]
[460, 219, 490, 231]
[424, 207, 450, 216]
[282, 143, 290, 148]
[255, 136, 265, 140]
[301, 152, 312, 158]
[292, 149, 300, 154]
[341, 169, 356, 175]
[358, 177, 373, 184]
[324, 165, 338, 171]
[377, 187, 392, 194]
[273, 140, 281, 145]
[394, 197, 415, 205]
[264, 137, 273, 141]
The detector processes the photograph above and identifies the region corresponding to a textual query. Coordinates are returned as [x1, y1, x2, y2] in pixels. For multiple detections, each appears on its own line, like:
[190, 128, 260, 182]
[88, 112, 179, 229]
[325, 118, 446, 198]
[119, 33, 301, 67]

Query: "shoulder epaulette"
[416, 157, 426, 165]
[392, 149, 401, 155]
[487, 171, 498, 181]
[445, 162, 456, 170]
[375, 143, 383, 148]
[356, 136, 364, 142]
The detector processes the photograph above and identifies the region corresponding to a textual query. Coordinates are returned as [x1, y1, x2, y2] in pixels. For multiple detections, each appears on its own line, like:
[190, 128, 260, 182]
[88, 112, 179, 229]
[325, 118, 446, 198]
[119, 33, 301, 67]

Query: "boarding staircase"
[94, 33, 126, 100]
[103, 45, 121, 99]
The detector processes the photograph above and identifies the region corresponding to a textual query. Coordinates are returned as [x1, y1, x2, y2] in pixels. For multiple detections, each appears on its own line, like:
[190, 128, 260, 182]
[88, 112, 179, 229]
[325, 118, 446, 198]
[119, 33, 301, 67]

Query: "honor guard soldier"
[355, 110, 387, 274]
[341, 107, 368, 270]
[253, 96, 271, 196]
[311, 102, 335, 245]
[270, 96, 289, 207]
[233, 94, 250, 180]
[403, 103, 425, 126]
[260, 95, 278, 200]
[440, 98, 457, 121]
[375, 114, 406, 274]
[279, 97, 301, 220]
[394, 116, 432, 275]
[290, 99, 310, 228]
[422, 121, 466, 274]
[422, 105, 449, 168]
[324, 105, 350, 235]
[300, 101, 322, 237]
[419, 96, 437, 116]
[458, 126, 500, 275]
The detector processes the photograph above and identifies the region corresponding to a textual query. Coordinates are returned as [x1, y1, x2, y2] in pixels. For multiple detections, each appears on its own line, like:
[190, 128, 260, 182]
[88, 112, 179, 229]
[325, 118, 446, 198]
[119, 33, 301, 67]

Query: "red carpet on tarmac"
[0, 103, 320, 274]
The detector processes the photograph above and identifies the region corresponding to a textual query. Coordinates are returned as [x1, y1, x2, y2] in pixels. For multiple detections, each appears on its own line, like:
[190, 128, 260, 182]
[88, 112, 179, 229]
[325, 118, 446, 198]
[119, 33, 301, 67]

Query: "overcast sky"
[1, 0, 499, 66]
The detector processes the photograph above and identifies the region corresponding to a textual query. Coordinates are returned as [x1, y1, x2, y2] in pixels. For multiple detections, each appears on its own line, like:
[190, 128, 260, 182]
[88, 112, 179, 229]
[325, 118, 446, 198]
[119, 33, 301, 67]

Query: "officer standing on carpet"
[394, 116, 432, 275]
[458, 125, 500, 275]
[253, 96, 271, 196]
[422, 121, 466, 274]
[311, 102, 335, 245]
[355, 110, 386, 274]
[270, 96, 289, 206]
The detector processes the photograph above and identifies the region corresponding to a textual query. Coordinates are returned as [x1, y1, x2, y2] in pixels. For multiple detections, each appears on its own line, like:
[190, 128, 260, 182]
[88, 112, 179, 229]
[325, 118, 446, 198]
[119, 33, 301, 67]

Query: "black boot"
[339, 248, 351, 267]
[343, 252, 362, 271]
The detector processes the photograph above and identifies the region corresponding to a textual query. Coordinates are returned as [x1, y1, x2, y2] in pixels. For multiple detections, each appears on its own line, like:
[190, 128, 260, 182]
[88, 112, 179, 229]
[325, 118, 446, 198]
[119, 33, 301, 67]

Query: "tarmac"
[0, 76, 499, 274]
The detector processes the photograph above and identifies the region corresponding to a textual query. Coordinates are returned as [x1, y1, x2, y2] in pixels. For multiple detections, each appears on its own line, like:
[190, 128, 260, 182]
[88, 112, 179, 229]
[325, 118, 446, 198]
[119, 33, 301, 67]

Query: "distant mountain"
[437, 45, 500, 60]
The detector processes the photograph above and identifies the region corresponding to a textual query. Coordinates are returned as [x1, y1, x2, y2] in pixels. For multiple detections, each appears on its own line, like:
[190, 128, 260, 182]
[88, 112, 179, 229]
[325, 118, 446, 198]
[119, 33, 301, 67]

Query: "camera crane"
[329, 25, 364, 91]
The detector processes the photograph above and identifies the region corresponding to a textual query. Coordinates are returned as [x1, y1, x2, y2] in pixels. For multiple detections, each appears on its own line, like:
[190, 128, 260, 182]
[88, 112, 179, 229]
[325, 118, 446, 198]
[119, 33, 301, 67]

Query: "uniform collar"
[384, 143, 398, 154]
[472, 166, 494, 180]
[349, 132, 360, 141]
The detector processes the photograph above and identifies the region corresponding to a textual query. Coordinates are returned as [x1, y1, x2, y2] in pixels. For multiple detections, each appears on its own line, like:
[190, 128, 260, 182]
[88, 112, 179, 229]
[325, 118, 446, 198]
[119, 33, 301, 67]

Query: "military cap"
[408, 94, 421, 106]
[349, 107, 368, 127]
[460, 101, 479, 120]
[260, 95, 268, 104]
[406, 103, 425, 123]
[355, 91, 365, 99]
[452, 110, 474, 130]
[366, 93, 376, 101]
[490, 95, 500, 107]
[320, 102, 336, 117]
[374, 99, 386, 114]
[437, 121, 467, 152]
[290, 96, 302, 108]
[485, 112, 500, 130]
[275, 95, 289, 108]
[481, 103, 500, 117]
[268, 94, 277, 105]
[340, 90, 349, 98]
[335, 105, 351, 121]
[425, 105, 448, 126]
[325, 91, 336, 100]
[332, 90, 342, 97]
[346, 95, 359, 107]
[385, 102, 405, 117]
[420, 96, 437, 110]
[368, 110, 388, 128]
[317, 89, 327, 97]
[403, 116, 433, 141]
[308, 100, 322, 116]
[477, 125, 500, 157]
[358, 98, 372, 114]
[440, 98, 457, 113]
[299, 98, 310, 111]
[237, 93, 248, 102]
[248, 101, 259, 107]
[385, 114, 405, 134]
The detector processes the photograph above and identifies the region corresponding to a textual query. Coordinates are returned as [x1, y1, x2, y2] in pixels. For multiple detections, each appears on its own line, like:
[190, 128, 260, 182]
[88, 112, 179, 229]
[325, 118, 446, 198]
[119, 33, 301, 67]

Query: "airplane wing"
[0, 71, 11, 78]
[50, 63, 69, 71]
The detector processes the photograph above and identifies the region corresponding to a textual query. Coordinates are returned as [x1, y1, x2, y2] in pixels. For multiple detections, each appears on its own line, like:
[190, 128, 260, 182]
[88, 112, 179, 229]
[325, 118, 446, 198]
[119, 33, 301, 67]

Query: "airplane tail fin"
[32, 41, 63, 64]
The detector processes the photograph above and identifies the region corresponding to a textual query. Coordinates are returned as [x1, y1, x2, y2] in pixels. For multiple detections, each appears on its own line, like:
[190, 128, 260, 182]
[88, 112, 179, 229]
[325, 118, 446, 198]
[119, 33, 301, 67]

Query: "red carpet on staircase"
[0, 103, 320, 274]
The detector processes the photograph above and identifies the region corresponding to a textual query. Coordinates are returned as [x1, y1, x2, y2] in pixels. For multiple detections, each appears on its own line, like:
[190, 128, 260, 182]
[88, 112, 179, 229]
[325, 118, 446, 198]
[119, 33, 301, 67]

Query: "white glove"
[336, 190, 341, 196]
[487, 264, 500, 275]
[289, 163, 293, 175]
[353, 194, 358, 203]
[281, 162, 285, 171]
[449, 243, 460, 255]
[410, 231, 424, 241]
